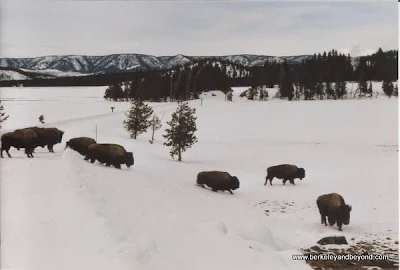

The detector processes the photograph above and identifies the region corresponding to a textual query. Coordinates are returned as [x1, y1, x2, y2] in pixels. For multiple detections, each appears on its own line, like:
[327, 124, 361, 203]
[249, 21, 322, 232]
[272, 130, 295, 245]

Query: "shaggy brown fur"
[84, 143, 134, 169]
[1, 129, 38, 158]
[264, 164, 305, 186]
[15, 126, 64, 153]
[196, 171, 240, 194]
[65, 137, 96, 156]
[316, 193, 352, 231]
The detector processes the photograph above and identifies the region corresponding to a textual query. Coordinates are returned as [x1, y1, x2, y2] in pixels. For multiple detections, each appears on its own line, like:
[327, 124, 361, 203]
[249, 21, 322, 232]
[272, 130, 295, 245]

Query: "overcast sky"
[0, 0, 398, 58]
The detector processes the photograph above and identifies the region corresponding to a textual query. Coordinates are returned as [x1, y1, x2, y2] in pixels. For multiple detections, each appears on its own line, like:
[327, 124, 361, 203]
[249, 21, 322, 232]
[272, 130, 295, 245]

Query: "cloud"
[0, 0, 397, 57]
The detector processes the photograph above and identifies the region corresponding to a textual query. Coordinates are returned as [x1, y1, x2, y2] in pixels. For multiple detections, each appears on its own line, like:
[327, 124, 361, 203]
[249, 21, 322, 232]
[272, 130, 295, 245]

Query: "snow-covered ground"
[0, 85, 398, 270]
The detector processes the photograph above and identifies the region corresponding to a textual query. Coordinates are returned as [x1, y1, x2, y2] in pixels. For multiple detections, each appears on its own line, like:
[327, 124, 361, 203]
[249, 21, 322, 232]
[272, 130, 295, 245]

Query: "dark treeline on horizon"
[1, 48, 397, 101]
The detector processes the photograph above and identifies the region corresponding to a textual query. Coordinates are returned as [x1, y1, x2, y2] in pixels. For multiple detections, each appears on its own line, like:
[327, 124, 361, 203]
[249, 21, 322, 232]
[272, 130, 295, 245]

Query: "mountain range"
[0, 53, 312, 75]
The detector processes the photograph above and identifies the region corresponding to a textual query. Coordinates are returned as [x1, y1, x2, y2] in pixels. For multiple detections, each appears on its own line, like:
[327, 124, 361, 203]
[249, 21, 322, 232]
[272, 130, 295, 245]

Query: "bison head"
[57, 131, 64, 143]
[297, 168, 305, 180]
[125, 152, 134, 168]
[230, 176, 240, 190]
[339, 204, 352, 225]
[65, 141, 70, 149]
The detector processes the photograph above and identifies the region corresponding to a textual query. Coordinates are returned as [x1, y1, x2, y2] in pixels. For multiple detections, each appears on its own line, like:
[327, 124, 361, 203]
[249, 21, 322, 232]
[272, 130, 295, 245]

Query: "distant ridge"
[0, 53, 313, 74]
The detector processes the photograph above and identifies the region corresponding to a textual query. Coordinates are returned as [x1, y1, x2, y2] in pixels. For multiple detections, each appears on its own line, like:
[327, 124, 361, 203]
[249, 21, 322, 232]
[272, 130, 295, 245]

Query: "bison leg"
[114, 164, 121, 169]
[228, 189, 233, 194]
[337, 221, 343, 231]
[48, 144, 54, 153]
[290, 179, 295, 185]
[321, 214, 327, 226]
[84, 155, 90, 161]
[90, 158, 96, 163]
[105, 163, 111, 167]
[282, 179, 288, 185]
[265, 175, 274, 186]
[328, 215, 336, 226]
[212, 188, 218, 192]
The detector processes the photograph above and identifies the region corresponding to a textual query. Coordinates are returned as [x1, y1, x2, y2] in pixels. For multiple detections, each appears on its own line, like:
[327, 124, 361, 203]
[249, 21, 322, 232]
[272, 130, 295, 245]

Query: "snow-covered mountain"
[0, 53, 312, 75]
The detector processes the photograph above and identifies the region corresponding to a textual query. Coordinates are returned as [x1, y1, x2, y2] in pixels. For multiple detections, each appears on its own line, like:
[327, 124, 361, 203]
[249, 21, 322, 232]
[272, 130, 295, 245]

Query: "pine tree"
[382, 80, 394, 98]
[247, 87, 257, 100]
[0, 101, 9, 129]
[39, 115, 45, 124]
[338, 81, 347, 99]
[259, 89, 268, 101]
[149, 114, 162, 143]
[226, 91, 233, 101]
[315, 82, 324, 100]
[163, 102, 198, 161]
[367, 81, 373, 98]
[325, 82, 334, 99]
[123, 100, 154, 139]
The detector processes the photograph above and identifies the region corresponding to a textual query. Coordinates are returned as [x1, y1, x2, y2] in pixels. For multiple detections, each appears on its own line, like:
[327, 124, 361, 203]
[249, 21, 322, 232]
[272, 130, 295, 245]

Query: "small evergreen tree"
[338, 81, 347, 99]
[39, 115, 45, 124]
[358, 78, 368, 98]
[163, 102, 198, 161]
[325, 82, 334, 99]
[226, 91, 233, 101]
[149, 114, 162, 143]
[123, 100, 154, 139]
[315, 82, 324, 100]
[367, 81, 373, 98]
[394, 84, 398, 97]
[0, 101, 9, 129]
[382, 80, 394, 98]
[259, 89, 268, 101]
[247, 87, 258, 100]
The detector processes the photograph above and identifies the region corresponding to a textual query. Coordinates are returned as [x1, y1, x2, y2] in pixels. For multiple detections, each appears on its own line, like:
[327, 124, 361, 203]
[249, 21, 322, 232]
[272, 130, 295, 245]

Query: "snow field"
[0, 85, 398, 270]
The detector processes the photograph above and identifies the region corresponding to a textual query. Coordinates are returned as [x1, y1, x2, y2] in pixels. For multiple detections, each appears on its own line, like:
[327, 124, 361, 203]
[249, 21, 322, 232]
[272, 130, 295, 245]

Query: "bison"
[15, 127, 64, 153]
[316, 193, 352, 231]
[84, 143, 134, 169]
[196, 171, 240, 194]
[264, 164, 305, 186]
[1, 129, 38, 158]
[65, 137, 96, 156]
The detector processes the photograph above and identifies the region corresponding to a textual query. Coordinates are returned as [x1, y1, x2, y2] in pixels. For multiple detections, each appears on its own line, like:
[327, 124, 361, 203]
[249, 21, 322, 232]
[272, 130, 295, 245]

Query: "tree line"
[103, 48, 397, 102]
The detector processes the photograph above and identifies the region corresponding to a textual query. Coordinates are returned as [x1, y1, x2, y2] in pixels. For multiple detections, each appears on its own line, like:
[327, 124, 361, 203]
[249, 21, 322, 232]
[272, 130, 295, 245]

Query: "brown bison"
[316, 193, 352, 231]
[15, 127, 64, 153]
[264, 164, 305, 186]
[65, 137, 96, 156]
[84, 143, 134, 169]
[1, 129, 38, 158]
[196, 171, 240, 194]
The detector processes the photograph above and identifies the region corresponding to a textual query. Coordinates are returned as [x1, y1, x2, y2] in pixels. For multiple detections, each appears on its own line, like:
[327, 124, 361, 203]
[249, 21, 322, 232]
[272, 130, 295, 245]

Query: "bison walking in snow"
[316, 193, 352, 231]
[65, 137, 96, 156]
[1, 129, 39, 158]
[196, 171, 240, 194]
[84, 143, 134, 169]
[264, 164, 305, 185]
[15, 126, 64, 153]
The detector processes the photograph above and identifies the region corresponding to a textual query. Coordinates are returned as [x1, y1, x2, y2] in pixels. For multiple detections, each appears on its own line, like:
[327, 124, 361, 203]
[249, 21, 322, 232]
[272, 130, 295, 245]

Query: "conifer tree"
[39, 115, 45, 124]
[0, 101, 9, 129]
[259, 89, 268, 101]
[226, 91, 233, 101]
[382, 80, 394, 98]
[123, 100, 154, 139]
[367, 81, 373, 98]
[338, 81, 347, 99]
[315, 82, 324, 100]
[163, 102, 198, 161]
[149, 114, 162, 143]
